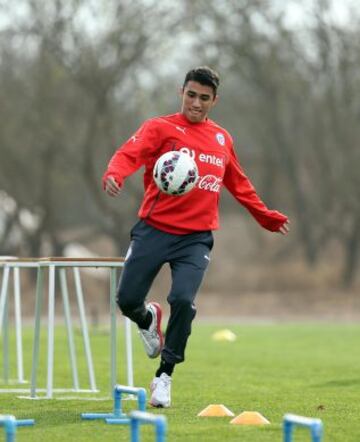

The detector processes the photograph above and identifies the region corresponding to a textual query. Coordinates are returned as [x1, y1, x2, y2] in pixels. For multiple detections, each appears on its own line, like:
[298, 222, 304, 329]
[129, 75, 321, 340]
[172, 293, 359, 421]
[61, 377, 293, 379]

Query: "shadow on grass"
[312, 378, 360, 388]
[22, 408, 106, 427]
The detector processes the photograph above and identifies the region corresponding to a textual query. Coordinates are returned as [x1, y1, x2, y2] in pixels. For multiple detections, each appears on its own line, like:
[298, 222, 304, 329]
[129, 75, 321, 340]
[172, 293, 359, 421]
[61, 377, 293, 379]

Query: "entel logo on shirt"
[179, 147, 224, 168]
[198, 153, 224, 168]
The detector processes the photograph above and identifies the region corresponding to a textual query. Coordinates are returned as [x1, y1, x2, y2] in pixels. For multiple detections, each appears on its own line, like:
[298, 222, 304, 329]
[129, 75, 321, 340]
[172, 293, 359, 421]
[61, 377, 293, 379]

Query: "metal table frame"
[0, 257, 133, 399]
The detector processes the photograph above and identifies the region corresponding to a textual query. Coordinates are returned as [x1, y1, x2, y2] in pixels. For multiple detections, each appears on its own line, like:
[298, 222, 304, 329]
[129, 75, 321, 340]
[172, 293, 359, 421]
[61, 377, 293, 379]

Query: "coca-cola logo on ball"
[197, 175, 222, 193]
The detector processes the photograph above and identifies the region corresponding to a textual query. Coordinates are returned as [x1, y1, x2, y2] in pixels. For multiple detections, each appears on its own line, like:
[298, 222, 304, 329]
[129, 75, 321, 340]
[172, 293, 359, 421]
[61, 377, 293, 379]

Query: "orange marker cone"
[230, 411, 270, 425]
[197, 404, 235, 417]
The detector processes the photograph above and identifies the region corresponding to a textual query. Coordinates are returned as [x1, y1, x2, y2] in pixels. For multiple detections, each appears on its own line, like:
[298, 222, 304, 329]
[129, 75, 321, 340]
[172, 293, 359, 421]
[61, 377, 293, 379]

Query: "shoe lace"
[160, 375, 171, 389]
[140, 327, 158, 340]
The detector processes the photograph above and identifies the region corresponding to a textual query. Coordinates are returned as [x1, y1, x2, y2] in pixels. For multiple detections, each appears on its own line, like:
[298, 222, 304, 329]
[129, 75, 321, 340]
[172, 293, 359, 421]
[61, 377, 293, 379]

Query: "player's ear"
[178, 87, 184, 97]
[212, 94, 219, 106]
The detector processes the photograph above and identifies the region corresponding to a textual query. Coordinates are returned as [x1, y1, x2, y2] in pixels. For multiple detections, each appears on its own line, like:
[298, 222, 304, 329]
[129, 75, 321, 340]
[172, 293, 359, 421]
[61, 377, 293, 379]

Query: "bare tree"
[187, 0, 360, 285]
[0, 0, 185, 256]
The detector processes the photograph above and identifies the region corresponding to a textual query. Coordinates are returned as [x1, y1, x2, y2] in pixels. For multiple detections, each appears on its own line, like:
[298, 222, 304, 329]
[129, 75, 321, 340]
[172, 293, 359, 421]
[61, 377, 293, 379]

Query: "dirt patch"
[195, 289, 360, 321]
[4, 260, 359, 323]
[3, 215, 359, 322]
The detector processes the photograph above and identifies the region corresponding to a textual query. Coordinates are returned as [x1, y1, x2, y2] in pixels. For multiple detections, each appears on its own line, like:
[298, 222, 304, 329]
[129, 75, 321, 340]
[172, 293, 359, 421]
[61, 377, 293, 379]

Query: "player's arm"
[223, 145, 289, 233]
[103, 120, 159, 197]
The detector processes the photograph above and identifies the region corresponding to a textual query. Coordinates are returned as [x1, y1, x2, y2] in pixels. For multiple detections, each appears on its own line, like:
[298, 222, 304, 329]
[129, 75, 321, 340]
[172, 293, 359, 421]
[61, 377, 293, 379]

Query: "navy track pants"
[117, 219, 213, 365]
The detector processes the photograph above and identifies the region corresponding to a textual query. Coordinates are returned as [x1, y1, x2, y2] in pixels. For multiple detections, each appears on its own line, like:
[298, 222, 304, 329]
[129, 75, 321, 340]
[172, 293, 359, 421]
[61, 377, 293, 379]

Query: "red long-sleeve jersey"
[103, 112, 287, 234]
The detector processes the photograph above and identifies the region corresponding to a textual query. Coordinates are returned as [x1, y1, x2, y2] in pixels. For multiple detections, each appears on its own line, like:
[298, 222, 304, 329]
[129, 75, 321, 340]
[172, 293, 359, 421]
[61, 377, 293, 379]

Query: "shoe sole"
[149, 401, 170, 408]
[149, 302, 164, 358]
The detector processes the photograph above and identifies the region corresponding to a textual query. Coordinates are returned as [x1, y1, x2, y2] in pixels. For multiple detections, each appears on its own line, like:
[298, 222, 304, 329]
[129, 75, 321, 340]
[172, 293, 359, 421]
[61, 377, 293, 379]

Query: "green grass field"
[1, 323, 360, 441]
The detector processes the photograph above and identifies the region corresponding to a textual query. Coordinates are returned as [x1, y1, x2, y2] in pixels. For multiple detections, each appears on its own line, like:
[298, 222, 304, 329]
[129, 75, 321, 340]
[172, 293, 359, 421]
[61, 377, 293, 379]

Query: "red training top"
[103, 113, 288, 234]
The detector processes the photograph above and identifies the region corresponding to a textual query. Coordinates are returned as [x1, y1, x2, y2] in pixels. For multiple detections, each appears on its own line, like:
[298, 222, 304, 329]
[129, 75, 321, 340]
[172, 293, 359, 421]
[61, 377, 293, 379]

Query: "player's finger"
[106, 177, 121, 193]
[106, 184, 119, 194]
[279, 223, 290, 235]
[107, 177, 119, 189]
[109, 188, 121, 196]
[106, 189, 117, 197]
[105, 183, 121, 196]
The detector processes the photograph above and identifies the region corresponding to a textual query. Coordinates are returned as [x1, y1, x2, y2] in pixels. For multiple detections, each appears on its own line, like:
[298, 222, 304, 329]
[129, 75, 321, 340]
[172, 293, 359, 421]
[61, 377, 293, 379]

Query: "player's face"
[181, 81, 218, 123]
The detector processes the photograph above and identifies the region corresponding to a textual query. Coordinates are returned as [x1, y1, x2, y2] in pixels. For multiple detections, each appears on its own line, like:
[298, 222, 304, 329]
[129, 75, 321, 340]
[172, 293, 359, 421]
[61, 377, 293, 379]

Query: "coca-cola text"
[197, 175, 222, 193]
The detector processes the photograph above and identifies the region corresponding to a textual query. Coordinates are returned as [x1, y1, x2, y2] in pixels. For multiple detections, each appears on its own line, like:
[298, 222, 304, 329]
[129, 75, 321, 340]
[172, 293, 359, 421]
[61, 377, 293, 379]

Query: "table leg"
[30, 266, 44, 398]
[59, 268, 80, 391]
[46, 265, 56, 398]
[110, 267, 117, 393]
[73, 268, 97, 392]
[13, 267, 25, 383]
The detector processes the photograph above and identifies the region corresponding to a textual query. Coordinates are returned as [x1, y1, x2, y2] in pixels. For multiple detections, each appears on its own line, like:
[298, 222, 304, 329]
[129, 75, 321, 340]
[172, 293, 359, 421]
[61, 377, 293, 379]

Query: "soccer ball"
[153, 151, 198, 196]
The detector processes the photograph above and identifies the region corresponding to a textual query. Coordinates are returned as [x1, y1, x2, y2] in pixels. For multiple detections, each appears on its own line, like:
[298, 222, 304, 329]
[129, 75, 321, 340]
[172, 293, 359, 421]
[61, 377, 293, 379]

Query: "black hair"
[183, 66, 220, 97]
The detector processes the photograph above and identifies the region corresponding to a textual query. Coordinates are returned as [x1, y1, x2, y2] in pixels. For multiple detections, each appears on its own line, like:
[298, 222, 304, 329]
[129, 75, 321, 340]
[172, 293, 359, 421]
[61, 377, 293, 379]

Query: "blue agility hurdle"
[0, 415, 16, 442]
[14, 419, 35, 426]
[81, 385, 146, 424]
[0, 415, 35, 442]
[283, 414, 323, 442]
[130, 411, 167, 442]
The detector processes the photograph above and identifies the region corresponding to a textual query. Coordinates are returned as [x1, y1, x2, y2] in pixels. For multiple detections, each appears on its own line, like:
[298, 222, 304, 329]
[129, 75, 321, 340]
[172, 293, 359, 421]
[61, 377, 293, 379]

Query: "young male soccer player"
[103, 66, 290, 408]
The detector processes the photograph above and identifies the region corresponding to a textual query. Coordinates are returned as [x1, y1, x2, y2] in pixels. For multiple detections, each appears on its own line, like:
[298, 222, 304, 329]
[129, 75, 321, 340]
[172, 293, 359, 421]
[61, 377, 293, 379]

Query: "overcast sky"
[274, 0, 358, 27]
[0, 0, 358, 32]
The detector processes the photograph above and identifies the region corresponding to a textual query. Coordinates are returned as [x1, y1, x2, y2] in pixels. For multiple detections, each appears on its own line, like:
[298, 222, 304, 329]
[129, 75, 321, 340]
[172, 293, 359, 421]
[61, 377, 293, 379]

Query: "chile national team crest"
[216, 132, 225, 146]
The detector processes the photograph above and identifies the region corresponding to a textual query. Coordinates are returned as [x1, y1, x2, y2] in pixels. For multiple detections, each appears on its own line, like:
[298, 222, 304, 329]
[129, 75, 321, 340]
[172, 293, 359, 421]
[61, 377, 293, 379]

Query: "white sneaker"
[138, 302, 164, 359]
[150, 373, 172, 408]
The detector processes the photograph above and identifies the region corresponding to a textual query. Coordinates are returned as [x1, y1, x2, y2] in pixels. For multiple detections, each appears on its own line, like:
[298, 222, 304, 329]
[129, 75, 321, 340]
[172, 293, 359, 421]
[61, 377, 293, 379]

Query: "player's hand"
[105, 176, 121, 197]
[279, 220, 290, 235]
